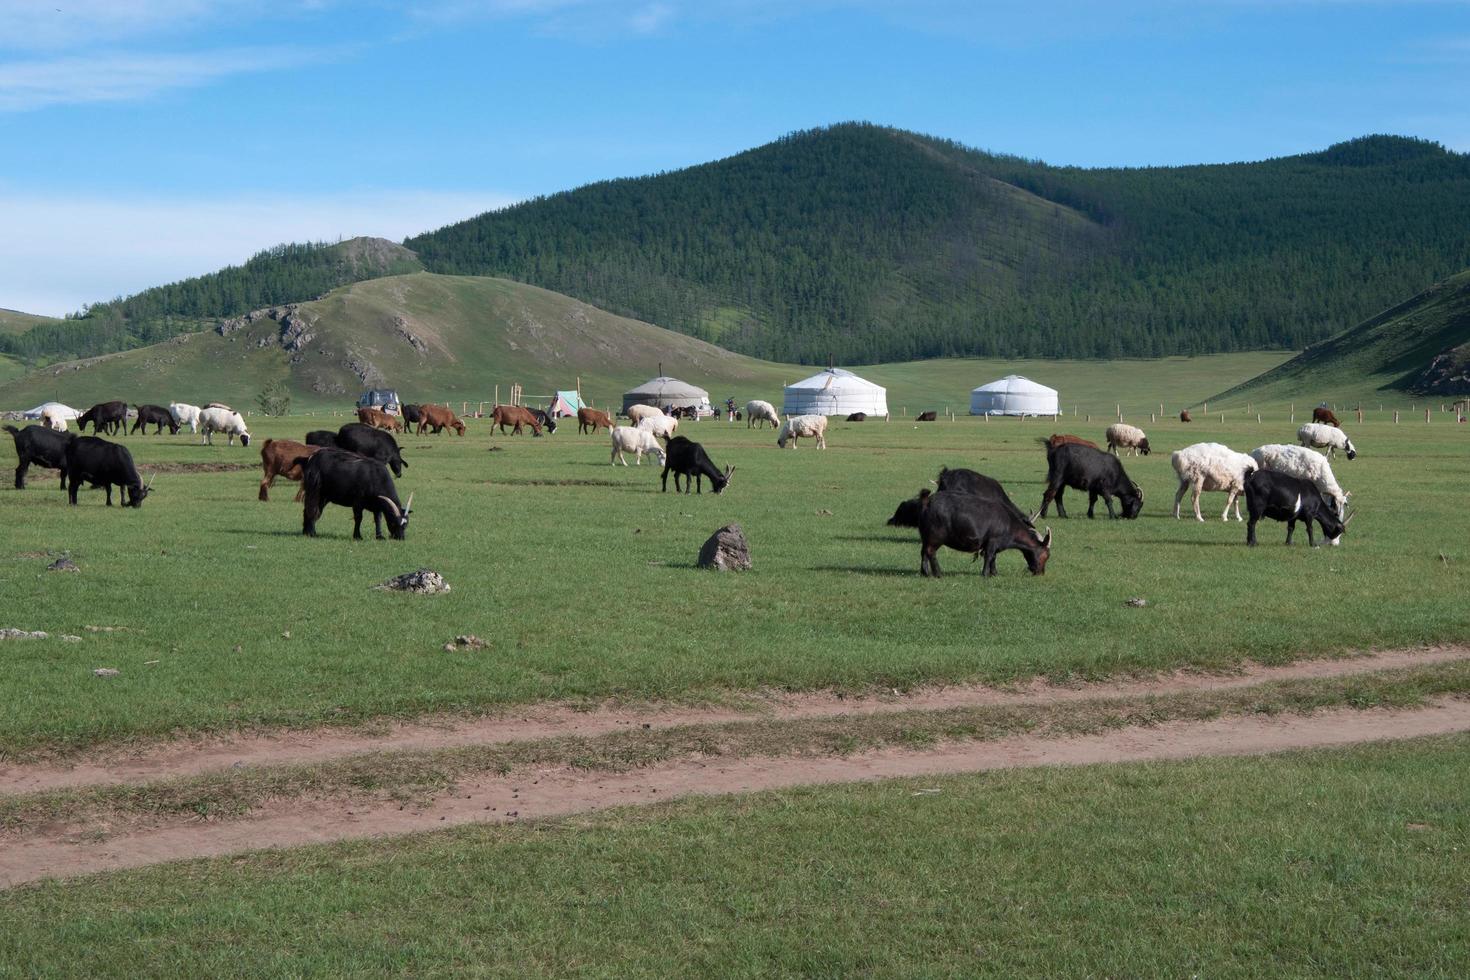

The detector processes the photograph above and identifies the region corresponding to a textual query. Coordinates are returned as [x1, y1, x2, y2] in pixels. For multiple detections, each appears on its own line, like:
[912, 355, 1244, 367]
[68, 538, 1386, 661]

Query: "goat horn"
[1029, 508, 1043, 524]
[377, 496, 402, 520]
[1343, 508, 1356, 526]
[144, 472, 156, 490]
[404, 492, 414, 513]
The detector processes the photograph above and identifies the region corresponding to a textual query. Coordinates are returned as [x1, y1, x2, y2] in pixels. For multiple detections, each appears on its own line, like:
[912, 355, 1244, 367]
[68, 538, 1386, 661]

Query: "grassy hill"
[408, 125, 1470, 363]
[0, 308, 61, 337]
[0, 272, 1287, 415]
[1209, 269, 1470, 408]
[0, 237, 422, 365]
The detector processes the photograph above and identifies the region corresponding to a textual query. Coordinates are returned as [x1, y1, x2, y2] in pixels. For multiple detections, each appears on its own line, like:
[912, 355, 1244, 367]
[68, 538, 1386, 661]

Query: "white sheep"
[199, 406, 251, 447]
[170, 402, 202, 434]
[777, 414, 828, 449]
[40, 408, 69, 432]
[745, 399, 780, 429]
[1250, 444, 1348, 515]
[1171, 443, 1257, 522]
[610, 426, 667, 466]
[626, 403, 663, 425]
[1297, 422, 1357, 460]
[636, 414, 679, 441]
[1105, 422, 1151, 456]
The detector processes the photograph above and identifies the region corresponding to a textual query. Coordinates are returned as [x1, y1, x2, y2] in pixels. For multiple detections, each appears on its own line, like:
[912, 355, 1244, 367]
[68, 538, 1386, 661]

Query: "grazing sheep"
[636, 414, 679, 441]
[40, 408, 69, 432]
[610, 426, 667, 466]
[1170, 443, 1257, 522]
[170, 402, 202, 434]
[1105, 422, 1151, 456]
[199, 407, 251, 446]
[626, 404, 663, 426]
[1250, 444, 1349, 516]
[777, 414, 827, 449]
[745, 400, 781, 429]
[1296, 422, 1357, 460]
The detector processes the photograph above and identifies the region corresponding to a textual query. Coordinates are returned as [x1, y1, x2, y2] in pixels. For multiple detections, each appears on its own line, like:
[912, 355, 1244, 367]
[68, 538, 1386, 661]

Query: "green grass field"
[4, 735, 1468, 976]
[2, 408, 1465, 758]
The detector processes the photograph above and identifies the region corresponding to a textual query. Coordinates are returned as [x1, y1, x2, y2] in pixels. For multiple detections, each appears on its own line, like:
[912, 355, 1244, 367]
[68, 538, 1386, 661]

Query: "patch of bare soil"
[4, 700, 1469, 890]
[3, 646, 1466, 796]
[143, 461, 256, 474]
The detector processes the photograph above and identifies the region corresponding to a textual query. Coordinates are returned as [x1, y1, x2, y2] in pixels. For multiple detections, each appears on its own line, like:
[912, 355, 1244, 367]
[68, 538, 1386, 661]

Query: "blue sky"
[2, 0, 1468, 316]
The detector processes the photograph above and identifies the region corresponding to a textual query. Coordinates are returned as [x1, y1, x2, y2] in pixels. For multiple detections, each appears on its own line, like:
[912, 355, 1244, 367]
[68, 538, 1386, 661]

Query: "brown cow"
[1312, 406, 1341, 427]
[357, 407, 403, 432]
[578, 407, 614, 434]
[491, 404, 541, 436]
[259, 438, 322, 502]
[1179, 409, 1192, 423]
[1040, 433, 1099, 451]
[416, 405, 465, 436]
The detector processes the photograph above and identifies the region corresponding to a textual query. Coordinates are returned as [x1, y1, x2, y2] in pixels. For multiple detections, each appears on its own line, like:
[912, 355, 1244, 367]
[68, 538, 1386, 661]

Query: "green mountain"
[1210, 268, 1470, 406]
[407, 125, 1470, 363]
[0, 237, 421, 364]
[0, 308, 61, 337]
[0, 271, 1288, 415]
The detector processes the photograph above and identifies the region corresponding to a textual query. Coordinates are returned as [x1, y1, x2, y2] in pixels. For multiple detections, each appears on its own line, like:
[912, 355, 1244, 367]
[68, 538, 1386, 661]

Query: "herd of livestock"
[6, 397, 1359, 575]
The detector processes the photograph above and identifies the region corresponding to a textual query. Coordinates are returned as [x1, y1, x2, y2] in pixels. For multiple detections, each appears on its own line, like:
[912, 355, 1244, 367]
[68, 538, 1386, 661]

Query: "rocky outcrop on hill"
[218, 305, 320, 358]
[1411, 341, 1470, 396]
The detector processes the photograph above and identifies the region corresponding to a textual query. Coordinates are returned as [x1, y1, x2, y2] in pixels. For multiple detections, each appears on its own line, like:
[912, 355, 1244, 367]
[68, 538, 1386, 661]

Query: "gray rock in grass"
[698, 524, 752, 572]
[377, 569, 452, 594]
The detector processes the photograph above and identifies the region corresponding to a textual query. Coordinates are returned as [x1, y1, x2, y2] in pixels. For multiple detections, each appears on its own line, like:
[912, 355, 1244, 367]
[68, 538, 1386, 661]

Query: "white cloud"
[0, 189, 518, 317]
[0, 0, 273, 52]
[0, 47, 299, 111]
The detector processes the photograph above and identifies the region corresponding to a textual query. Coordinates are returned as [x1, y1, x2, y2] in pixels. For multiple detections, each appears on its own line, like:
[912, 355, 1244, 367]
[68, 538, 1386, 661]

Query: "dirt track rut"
[5, 645, 1466, 796]
[5, 699, 1469, 889]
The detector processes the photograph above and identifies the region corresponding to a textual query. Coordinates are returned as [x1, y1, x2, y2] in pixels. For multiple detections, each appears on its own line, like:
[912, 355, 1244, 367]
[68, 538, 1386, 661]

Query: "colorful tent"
[548, 390, 582, 418]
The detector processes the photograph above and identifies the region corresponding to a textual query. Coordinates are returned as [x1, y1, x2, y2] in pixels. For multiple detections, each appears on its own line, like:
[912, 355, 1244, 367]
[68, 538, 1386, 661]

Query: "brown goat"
[357, 407, 403, 432]
[259, 438, 322, 501]
[578, 407, 614, 434]
[416, 404, 465, 436]
[1312, 406, 1341, 427]
[491, 404, 541, 435]
[1040, 433, 1100, 451]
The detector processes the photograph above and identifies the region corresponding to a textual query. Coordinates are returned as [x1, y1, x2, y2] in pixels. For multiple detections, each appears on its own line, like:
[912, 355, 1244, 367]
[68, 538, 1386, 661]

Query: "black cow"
[917, 489, 1051, 578]
[1244, 470, 1351, 547]
[528, 408, 558, 435]
[846, 412, 867, 422]
[5, 424, 73, 490]
[64, 436, 151, 507]
[78, 401, 127, 435]
[131, 404, 179, 435]
[660, 436, 733, 494]
[916, 411, 937, 422]
[1039, 444, 1143, 520]
[298, 449, 412, 540]
[400, 404, 423, 427]
[335, 423, 407, 477]
[305, 430, 340, 448]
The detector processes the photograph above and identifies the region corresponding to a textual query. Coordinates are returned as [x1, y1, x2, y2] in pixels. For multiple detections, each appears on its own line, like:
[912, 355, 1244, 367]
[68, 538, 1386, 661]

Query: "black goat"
[918, 489, 1051, 578]
[1038, 444, 1143, 520]
[6, 424, 72, 490]
[298, 449, 412, 540]
[64, 436, 152, 507]
[335, 423, 407, 477]
[1244, 469, 1351, 547]
[305, 430, 340, 448]
[660, 436, 733, 494]
[131, 404, 179, 435]
[78, 400, 127, 435]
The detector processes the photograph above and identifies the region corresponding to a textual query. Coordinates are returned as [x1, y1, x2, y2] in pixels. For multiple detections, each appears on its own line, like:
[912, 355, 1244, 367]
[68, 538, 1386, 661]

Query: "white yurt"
[622, 376, 712, 415]
[969, 375, 1058, 416]
[22, 402, 80, 420]
[782, 368, 888, 417]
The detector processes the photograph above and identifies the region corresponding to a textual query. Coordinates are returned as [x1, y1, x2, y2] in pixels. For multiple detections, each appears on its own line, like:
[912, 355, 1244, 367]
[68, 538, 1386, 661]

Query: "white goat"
[1251, 444, 1348, 515]
[199, 407, 251, 447]
[1171, 442, 1257, 522]
[626, 404, 663, 426]
[1297, 422, 1357, 460]
[170, 402, 202, 434]
[745, 399, 780, 430]
[1105, 422, 1151, 456]
[777, 414, 828, 449]
[636, 414, 679, 441]
[610, 426, 667, 466]
[40, 408, 69, 432]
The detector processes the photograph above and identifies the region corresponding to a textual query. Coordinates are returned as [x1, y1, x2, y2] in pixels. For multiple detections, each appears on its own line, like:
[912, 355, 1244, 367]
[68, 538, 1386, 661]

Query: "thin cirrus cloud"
[0, 189, 517, 317]
[0, 47, 301, 112]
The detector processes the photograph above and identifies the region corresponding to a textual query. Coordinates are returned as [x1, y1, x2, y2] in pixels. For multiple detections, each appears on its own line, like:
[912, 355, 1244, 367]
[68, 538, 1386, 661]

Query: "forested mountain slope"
[408, 124, 1470, 363]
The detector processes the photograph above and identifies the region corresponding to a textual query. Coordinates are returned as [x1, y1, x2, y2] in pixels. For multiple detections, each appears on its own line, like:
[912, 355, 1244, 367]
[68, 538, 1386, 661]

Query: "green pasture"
[1, 408, 1466, 756]
[4, 735, 1469, 975]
